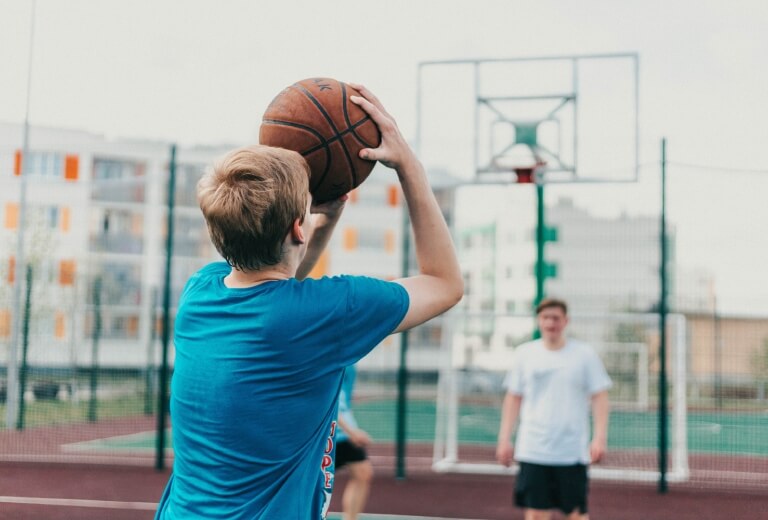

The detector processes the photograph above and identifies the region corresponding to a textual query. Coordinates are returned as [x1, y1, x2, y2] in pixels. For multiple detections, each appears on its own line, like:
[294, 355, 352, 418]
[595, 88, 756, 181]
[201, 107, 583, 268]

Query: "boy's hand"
[347, 427, 372, 448]
[496, 441, 514, 467]
[310, 194, 348, 217]
[348, 83, 417, 173]
[590, 437, 607, 463]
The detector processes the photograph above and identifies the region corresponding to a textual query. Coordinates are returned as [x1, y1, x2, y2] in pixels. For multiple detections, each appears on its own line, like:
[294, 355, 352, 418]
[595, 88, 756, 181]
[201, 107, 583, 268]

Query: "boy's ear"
[291, 217, 306, 244]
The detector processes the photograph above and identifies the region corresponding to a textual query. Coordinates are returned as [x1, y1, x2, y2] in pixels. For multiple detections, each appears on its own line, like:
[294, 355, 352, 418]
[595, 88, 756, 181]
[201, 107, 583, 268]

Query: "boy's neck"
[542, 336, 566, 351]
[224, 266, 291, 288]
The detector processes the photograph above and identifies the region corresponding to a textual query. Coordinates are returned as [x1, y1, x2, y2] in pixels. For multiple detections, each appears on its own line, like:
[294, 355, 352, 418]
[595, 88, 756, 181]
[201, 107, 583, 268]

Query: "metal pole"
[156, 144, 177, 470]
[533, 182, 546, 339]
[395, 198, 410, 480]
[658, 138, 669, 493]
[88, 276, 102, 422]
[713, 295, 722, 409]
[145, 286, 158, 415]
[6, 0, 37, 430]
[16, 265, 33, 430]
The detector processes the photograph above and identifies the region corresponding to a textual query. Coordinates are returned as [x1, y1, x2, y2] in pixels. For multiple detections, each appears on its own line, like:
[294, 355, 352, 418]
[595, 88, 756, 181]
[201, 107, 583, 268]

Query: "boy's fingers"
[358, 148, 378, 162]
[350, 95, 394, 132]
[349, 83, 392, 119]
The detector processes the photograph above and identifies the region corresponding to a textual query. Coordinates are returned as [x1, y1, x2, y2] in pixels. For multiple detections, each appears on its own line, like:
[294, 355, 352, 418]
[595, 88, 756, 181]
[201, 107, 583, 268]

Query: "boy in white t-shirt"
[496, 298, 611, 520]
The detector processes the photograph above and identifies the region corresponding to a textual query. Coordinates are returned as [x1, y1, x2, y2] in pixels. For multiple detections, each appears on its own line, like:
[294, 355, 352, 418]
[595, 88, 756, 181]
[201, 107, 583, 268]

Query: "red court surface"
[1, 461, 766, 520]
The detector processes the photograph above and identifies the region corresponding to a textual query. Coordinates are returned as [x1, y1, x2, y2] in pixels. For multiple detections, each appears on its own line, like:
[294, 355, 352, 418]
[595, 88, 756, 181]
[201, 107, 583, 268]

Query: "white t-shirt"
[503, 338, 612, 465]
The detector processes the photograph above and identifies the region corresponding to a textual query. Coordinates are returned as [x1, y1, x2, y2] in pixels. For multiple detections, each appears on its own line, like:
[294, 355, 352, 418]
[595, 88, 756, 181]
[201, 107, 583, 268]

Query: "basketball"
[259, 78, 381, 203]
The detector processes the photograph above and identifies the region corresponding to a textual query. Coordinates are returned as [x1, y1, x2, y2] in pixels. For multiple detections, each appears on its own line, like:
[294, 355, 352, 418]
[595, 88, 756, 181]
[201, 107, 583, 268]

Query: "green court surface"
[66, 400, 768, 456]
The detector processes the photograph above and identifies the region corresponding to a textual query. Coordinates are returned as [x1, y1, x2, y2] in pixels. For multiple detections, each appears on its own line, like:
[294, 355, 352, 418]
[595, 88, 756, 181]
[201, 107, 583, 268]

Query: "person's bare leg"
[525, 509, 553, 520]
[342, 459, 373, 520]
[565, 510, 588, 520]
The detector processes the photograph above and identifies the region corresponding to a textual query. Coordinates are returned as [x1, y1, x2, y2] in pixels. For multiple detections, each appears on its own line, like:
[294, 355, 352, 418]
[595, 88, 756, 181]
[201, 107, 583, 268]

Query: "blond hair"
[197, 145, 310, 270]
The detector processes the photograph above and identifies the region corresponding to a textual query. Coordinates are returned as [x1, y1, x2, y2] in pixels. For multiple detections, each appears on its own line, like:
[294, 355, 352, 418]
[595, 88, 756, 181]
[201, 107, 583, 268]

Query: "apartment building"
[0, 121, 232, 369]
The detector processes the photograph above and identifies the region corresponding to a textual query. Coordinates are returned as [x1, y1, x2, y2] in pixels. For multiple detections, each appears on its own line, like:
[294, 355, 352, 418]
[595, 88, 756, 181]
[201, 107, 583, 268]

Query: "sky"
[1, 0, 767, 313]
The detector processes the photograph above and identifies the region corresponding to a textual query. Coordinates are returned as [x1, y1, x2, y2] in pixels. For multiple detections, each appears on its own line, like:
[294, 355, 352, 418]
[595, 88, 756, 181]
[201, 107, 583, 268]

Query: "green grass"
[0, 394, 153, 429]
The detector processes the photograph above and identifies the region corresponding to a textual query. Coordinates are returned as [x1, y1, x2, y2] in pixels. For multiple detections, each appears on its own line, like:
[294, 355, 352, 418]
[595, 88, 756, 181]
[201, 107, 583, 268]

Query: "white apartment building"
[454, 193, 713, 370]
[0, 121, 232, 369]
[1, 122, 442, 373]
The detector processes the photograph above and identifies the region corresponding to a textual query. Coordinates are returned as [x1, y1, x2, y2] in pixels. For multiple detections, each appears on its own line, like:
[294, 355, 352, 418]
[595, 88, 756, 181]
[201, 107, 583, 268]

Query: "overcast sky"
[1, 0, 767, 313]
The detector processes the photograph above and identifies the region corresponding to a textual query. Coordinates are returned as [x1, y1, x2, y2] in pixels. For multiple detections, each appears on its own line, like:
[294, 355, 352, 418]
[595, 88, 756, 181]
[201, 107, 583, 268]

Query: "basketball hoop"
[514, 166, 535, 184]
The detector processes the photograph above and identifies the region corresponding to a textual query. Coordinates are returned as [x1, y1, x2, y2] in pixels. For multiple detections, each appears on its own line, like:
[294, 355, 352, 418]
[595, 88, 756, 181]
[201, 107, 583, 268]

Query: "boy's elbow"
[446, 277, 464, 308]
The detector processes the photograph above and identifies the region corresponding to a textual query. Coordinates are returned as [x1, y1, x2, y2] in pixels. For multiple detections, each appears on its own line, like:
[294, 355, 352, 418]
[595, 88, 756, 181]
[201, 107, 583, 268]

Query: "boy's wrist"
[395, 154, 422, 178]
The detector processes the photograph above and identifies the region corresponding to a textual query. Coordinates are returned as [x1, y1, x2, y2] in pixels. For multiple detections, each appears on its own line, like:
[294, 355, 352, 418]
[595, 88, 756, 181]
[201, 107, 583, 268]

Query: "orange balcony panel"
[55, 312, 66, 339]
[5, 203, 19, 229]
[343, 228, 358, 251]
[61, 207, 71, 232]
[307, 250, 329, 279]
[0, 310, 10, 338]
[59, 259, 76, 286]
[64, 155, 79, 181]
[14, 150, 22, 176]
[387, 185, 400, 207]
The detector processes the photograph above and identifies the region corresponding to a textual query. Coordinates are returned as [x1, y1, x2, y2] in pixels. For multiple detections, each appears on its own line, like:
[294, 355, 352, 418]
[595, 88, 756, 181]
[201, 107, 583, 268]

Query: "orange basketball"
[259, 78, 381, 203]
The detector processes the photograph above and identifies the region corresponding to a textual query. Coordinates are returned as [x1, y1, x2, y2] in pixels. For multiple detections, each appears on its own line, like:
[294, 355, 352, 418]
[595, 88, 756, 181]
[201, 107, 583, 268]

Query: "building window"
[93, 159, 140, 180]
[13, 150, 67, 178]
[28, 151, 64, 178]
[47, 207, 59, 229]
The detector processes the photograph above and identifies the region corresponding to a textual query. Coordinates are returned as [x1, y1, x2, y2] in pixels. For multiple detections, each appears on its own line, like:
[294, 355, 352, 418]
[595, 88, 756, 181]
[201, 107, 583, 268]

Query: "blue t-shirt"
[155, 262, 409, 520]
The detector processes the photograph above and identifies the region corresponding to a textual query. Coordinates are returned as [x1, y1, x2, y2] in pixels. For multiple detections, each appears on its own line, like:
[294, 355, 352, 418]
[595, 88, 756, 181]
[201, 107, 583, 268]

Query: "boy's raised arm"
[350, 85, 463, 333]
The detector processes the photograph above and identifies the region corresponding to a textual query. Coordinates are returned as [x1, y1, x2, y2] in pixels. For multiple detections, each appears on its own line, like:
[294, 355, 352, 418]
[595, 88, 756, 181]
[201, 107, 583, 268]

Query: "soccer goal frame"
[432, 312, 689, 483]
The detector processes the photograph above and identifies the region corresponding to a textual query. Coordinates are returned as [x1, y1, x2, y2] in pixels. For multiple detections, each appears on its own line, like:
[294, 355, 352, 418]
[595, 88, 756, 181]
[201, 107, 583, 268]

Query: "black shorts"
[335, 440, 368, 470]
[514, 462, 589, 515]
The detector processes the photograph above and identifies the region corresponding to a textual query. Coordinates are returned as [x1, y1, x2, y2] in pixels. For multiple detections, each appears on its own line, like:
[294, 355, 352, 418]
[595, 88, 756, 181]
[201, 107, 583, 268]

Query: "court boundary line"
[0, 495, 157, 511]
[0, 497, 487, 519]
[327, 513, 487, 520]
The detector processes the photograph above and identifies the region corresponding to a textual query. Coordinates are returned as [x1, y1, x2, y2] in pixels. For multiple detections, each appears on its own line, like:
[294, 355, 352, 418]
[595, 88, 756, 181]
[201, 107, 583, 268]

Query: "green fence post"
[145, 286, 158, 416]
[533, 182, 546, 339]
[156, 143, 177, 470]
[88, 276, 102, 422]
[396, 208, 411, 480]
[16, 265, 33, 430]
[658, 137, 669, 494]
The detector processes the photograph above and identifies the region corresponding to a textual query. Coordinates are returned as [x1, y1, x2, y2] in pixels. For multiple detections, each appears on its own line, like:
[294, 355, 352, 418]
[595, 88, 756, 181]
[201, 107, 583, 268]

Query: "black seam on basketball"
[292, 82, 357, 189]
[290, 84, 341, 135]
[340, 83, 358, 187]
[299, 118, 373, 155]
[262, 118, 327, 145]
[347, 116, 378, 148]
[340, 90, 375, 148]
[262, 119, 331, 188]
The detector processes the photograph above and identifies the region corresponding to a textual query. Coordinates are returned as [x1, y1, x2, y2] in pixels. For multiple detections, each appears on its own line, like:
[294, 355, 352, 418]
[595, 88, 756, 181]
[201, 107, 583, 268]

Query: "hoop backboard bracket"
[416, 53, 639, 185]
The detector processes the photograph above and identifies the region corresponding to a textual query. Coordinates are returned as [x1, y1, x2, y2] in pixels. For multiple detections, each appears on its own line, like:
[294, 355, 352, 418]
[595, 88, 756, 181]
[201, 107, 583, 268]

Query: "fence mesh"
[1, 141, 767, 492]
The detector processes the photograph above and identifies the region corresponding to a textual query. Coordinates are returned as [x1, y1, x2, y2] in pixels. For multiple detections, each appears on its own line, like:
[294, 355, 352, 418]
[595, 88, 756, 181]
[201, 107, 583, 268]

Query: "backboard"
[416, 53, 638, 184]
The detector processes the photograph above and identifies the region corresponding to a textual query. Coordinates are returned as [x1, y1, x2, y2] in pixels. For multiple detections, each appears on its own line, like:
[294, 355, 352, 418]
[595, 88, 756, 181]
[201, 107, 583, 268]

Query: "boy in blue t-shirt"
[155, 84, 463, 519]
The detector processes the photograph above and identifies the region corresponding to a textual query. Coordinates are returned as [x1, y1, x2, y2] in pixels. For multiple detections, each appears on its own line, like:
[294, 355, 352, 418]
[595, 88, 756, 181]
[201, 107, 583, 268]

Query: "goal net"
[432, 311, 689, 482]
